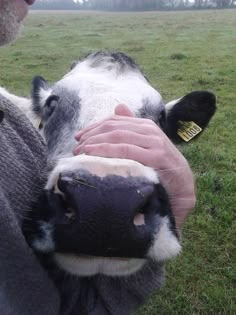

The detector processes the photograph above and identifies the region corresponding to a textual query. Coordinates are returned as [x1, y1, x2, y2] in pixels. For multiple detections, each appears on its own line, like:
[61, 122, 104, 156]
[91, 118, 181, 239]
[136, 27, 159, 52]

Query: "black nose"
[54, 170, 170, 258]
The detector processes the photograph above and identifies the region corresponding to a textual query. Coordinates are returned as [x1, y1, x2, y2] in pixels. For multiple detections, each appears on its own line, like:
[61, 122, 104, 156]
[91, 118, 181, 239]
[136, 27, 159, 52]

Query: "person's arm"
[0, 192, 60, 315]
[0, 94, 60, 315]
[74, 104, 196, 231]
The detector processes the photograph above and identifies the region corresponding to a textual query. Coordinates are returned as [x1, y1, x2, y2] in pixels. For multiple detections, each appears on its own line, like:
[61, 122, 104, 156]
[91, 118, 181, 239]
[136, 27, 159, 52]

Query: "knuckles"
[102, 119, 117, 131]
[110, 130, 130, 142]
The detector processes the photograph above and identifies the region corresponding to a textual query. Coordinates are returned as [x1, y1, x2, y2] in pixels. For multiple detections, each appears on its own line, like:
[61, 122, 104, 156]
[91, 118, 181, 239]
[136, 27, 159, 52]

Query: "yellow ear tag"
[177, 121, 202, 142]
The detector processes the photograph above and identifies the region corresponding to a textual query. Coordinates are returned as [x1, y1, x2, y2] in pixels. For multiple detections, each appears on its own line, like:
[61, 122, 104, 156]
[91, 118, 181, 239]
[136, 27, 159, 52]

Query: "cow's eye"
[65, 207, 76, 222]
[158, 109, 166, 130]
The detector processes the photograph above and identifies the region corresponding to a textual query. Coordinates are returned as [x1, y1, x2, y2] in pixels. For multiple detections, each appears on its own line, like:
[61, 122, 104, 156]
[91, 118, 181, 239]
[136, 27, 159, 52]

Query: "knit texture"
[0, 95, 60, 315]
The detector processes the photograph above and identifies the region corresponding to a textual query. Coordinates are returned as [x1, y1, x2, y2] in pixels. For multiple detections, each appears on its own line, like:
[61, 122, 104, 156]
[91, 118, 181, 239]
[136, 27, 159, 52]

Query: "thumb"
[115, 104, 134, 117]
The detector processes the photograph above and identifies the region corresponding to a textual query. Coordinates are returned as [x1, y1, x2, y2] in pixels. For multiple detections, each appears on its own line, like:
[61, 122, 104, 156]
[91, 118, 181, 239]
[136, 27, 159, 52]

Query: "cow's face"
[25, 51, 216, 276]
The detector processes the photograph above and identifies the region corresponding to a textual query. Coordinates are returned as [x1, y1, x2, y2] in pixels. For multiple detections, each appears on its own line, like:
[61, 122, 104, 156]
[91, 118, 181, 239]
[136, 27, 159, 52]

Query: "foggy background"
[32, 0, 236, 10]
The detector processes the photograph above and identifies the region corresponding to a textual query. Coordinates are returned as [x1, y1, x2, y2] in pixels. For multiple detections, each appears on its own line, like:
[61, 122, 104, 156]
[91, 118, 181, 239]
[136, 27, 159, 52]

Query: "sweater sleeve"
[0, 191, 60, 315]
[0, 96, 60, 315]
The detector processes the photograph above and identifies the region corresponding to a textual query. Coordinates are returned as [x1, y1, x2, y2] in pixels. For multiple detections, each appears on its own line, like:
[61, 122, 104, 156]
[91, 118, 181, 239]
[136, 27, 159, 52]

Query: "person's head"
[0, 0, 35, 46]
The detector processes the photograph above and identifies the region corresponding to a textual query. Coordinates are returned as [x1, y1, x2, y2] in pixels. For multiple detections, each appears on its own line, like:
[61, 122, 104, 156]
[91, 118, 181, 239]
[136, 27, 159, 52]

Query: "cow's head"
[24, 51, 216, 277]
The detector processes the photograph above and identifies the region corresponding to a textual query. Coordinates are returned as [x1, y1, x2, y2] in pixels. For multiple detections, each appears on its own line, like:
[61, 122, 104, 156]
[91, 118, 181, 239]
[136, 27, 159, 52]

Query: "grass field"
[0, 9, 235, 315]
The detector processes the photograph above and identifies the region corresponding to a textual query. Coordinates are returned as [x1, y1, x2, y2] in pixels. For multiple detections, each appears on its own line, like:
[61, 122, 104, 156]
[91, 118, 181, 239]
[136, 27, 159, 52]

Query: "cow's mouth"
[54, 253, 146, 276]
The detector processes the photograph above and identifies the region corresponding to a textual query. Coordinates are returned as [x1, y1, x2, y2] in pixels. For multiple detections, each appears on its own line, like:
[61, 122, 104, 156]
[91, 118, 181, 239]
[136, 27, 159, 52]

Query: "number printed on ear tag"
[177, 121, 202, 142]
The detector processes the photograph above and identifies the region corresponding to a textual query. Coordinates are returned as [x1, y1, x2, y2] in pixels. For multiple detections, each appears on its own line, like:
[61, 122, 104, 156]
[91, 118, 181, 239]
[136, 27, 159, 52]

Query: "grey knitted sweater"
[0, 95, 164, 315]
[0, 95, 60, 315]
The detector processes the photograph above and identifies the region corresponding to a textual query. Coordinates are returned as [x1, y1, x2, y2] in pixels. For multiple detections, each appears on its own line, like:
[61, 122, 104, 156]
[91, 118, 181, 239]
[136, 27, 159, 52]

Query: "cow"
[1, 51, 216, 314]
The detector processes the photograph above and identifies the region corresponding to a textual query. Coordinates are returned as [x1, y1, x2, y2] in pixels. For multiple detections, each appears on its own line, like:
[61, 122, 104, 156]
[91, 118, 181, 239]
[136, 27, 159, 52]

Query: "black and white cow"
[1, 51, 216, 314]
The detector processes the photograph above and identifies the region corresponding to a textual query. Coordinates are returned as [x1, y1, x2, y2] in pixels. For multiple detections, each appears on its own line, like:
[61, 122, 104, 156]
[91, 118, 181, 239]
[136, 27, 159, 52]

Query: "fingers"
[73, 130, 158, 155]
[171, 193, 196, 230]
[76, 121, 161, 147]
[75, 113, 157, 141]
[114, 104, 134, 117]
[74, 143, 157, 166]
[75, 104, 129, 141]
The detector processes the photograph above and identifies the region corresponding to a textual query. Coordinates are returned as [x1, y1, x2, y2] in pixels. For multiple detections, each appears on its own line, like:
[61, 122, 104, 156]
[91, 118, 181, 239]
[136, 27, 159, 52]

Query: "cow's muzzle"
[24, 156, 178, 264]
[50, 170, 167, 258]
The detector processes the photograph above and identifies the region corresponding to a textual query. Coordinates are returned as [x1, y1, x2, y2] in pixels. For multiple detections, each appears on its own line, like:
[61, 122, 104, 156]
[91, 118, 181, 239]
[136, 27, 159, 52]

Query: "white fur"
[0, 86, 41, 128]
[165, 97, 181, 116]
[36, 86, 52, 108]
[32, 222, 55, 253]
[59, 60, 163, 128]
[148, 217, 181, 261]
[54, 253, 145, 277]
[46, 155, 159, 190]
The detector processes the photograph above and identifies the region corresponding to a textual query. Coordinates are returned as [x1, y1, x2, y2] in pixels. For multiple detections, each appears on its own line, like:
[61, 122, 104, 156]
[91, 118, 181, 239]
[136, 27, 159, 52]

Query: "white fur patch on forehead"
[59, 60, 163, 128]
[46, 155, 159, 190]
[54, 253, 145, 276]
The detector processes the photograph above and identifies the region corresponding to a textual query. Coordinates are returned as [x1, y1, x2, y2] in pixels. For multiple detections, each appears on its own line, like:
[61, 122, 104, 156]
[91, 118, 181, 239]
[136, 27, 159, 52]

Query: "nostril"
[133, 205, 147, 226]
[133, 213, 145, 226]
[132, 191, 152, 227]
[56, 173, 75, 195]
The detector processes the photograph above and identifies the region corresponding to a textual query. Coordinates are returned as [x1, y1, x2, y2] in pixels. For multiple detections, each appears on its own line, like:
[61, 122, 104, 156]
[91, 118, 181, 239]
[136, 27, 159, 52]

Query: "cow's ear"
[32, 76, 52, 116]
[163, 91, 216, 143]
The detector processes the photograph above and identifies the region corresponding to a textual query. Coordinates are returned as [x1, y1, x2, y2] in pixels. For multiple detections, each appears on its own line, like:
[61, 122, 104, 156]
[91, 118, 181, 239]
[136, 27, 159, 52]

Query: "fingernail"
[75, 132, 82, 140]
[73, 146, 80, 155]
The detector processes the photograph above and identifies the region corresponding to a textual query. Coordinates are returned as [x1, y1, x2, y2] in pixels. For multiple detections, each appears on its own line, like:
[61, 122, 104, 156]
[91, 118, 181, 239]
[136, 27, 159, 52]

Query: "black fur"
[138, 98, 165, 125]
[164, 91, 216, 143]
[88, 51, 140, 72]
[31, 76, 50, 115]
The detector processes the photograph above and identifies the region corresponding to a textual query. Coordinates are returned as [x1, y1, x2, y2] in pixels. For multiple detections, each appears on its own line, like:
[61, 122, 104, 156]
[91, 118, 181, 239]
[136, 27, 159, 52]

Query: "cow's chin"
[54, 254, 146, 277]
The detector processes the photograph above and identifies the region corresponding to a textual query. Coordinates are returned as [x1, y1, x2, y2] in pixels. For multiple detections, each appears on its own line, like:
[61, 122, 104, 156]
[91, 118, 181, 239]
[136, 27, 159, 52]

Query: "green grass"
[0, 9, 235, 315]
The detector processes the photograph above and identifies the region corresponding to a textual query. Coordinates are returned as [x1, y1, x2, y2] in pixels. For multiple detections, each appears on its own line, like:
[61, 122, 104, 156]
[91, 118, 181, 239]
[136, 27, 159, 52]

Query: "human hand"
[73, 104, 196, 230]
